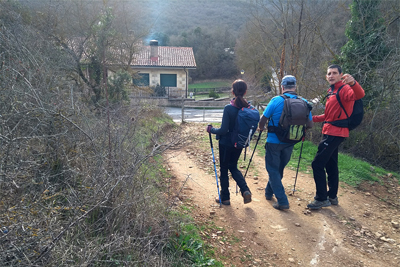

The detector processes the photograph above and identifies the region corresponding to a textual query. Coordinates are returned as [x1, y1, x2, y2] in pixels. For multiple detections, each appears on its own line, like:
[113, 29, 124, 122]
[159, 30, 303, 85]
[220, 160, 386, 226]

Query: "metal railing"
[181, 106, 225, 123]
[165, 105, 225, 123]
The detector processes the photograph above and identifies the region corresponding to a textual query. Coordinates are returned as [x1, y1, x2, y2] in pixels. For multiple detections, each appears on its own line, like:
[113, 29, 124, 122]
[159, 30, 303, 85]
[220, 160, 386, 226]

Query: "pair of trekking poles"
[237, 131, 305, 195]
[208, 127, 262, 207]
[209, 126, 304, 207]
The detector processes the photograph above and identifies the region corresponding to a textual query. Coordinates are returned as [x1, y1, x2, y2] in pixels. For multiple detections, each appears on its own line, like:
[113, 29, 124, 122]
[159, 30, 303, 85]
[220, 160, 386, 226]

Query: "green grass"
[337, 154, 390, 186]
[208, 126, 399, 187]
[188, 81, 231, 90]
[193, 92, 230, 101]
[166, 221, 224, 267]
[136, 111, 176, 148]
[188, 81, 232, 99]
[180, 205, 193, 212]
[286, 141, 399, 187]
[286, 141, 316, 174]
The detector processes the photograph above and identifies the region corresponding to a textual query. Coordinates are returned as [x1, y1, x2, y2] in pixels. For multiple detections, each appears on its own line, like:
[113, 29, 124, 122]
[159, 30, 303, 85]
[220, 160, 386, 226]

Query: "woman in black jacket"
[206, 79, 252, 205]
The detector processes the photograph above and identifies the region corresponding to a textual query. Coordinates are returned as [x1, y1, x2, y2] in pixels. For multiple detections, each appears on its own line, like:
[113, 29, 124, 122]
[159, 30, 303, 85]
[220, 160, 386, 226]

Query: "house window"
[160, 74, 177, 87]
[133, 73, 149, 86]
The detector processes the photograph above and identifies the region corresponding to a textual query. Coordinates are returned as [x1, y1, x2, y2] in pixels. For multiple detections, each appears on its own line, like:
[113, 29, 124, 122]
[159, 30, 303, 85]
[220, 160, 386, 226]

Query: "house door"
[160, 74, 177, 87]
[160, 74, 177, 98]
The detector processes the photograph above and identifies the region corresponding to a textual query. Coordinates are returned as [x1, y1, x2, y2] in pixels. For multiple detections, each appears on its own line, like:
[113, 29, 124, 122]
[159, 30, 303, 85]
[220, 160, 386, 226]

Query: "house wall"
[133, 68, 188, 98]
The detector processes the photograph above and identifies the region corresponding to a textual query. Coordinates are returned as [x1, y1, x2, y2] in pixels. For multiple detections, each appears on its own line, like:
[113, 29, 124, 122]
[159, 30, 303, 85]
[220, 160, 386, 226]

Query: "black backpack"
[329, 85, 364, 130]
[268, 94, 312, 144]
[231, 105, 260, 149]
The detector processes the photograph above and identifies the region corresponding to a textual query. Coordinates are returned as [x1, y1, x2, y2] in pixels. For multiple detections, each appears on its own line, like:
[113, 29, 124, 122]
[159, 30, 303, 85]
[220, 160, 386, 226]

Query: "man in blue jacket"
[258, 75, 313, 210]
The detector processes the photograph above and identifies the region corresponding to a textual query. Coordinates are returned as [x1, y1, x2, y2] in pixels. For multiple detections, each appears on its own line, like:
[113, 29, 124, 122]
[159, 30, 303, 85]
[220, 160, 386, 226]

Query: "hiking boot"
[215, 197, 230, 205]
[328, 197, 339, 205]
[307, 199, 331, 210]
[265, 194, 273, 201]
[242, 191, 252, 204]
[273, 202, 289, 210]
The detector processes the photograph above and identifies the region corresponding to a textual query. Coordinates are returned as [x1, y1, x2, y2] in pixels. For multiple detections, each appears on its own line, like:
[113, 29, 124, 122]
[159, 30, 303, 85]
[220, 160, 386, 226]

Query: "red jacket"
[313, 81, 365, 137]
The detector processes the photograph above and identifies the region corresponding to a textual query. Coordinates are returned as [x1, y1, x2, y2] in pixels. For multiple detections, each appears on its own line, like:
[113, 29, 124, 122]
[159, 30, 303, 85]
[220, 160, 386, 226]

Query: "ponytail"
[235, 95, 248, 108]
[232, 79, 248, 108]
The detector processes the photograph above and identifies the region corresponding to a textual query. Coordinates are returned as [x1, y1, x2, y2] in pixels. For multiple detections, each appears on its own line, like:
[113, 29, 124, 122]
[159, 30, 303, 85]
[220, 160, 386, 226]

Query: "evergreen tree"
[338, 0, 388, 106]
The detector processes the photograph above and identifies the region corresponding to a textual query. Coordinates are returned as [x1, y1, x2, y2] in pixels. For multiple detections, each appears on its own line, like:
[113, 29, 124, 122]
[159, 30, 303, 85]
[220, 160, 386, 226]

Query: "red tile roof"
[132, 46, 196, 68]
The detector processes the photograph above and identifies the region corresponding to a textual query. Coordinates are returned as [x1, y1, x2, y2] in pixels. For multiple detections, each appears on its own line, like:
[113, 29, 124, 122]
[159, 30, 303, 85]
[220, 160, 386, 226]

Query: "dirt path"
[164, 123, 400, 267]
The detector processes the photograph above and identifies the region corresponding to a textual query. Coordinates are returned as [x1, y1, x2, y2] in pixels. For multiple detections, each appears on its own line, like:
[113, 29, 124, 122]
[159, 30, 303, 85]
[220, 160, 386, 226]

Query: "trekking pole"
[237, 129, 262, 195]
[244, 130, 262, 180]
[292, 136, 305, 195]
[243, 127, 254, 161]
[208, 126, 222, 207]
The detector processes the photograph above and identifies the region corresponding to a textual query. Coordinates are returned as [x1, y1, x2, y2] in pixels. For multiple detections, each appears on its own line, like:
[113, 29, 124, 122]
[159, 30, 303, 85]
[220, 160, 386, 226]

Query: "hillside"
[132, 0, 250, 41]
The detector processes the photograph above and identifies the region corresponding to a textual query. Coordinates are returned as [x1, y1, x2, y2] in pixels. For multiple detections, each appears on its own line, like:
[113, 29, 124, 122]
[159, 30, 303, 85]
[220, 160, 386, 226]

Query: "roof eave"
[131, 65, 197, 69]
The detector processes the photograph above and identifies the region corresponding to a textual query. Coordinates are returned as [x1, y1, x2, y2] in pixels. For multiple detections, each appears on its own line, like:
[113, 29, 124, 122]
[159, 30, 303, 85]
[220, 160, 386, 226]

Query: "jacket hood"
[231, 98, 250, 108]
[230, 98, 238, 108]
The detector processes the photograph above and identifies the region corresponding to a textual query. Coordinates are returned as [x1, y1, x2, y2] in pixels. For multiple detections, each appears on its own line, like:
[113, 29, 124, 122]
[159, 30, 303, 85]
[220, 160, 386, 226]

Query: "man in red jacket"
[307, 64, 365, 210]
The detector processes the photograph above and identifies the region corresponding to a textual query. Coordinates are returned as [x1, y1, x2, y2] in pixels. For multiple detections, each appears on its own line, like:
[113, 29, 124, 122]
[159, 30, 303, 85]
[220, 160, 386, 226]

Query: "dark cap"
[281, 75, 296, 86]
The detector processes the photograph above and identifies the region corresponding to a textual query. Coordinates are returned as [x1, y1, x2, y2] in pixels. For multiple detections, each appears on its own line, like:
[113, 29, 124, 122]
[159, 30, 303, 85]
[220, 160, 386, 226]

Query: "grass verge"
[252, 133, 400, 188]
[204, 125, 399, 187]
[165, 216, 224, 267]
[194, 93, 230, 101]
[189, 81, 232, 90]
[287, 141, 399, 186]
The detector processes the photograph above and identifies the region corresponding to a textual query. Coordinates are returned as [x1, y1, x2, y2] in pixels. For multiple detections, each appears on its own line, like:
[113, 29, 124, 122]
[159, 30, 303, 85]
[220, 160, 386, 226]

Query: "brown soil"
[164, 123, 400, 267]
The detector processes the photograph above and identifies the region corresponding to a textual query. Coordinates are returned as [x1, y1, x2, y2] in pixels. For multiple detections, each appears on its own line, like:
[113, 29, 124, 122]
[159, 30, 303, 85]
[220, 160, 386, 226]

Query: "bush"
[208, 89, 220, 98]
[152, 84, 166, 97]
[107, 70, 131, 102]
[0, 3, 211, 265]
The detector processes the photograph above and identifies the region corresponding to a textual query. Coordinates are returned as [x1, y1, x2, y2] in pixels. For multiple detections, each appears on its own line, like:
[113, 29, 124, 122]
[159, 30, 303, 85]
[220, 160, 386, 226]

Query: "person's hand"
[342, 74, 356, 86]
[206, 125, 212, 133]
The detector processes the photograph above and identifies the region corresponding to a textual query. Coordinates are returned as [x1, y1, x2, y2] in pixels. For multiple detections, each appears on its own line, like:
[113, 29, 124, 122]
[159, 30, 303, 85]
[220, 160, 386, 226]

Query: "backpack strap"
[267, 94, 290, 133]
[231, 103, 250, 126]
[324, 85, 348, 125]
[334, 85, 349, 119]
[268, 93, 300, 121]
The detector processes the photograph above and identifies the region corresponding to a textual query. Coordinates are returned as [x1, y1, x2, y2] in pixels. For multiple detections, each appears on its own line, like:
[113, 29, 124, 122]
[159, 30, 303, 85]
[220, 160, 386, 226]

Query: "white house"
[131, 40, 197, 98]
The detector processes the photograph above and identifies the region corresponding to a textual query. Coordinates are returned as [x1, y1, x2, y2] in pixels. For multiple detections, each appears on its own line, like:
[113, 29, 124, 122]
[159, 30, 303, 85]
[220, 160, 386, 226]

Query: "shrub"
[208, 89, 220, 98]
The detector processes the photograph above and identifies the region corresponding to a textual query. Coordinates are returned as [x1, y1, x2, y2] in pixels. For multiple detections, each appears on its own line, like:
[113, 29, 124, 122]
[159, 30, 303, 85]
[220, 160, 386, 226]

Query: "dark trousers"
[311, 135, 345, 201]
[218, 144, 250, 201]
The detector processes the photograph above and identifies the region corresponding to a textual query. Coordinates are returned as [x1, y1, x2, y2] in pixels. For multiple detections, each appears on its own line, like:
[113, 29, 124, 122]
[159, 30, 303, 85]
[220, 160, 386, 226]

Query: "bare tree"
[0, 2, 188, 266]
[29, 0, 147, 105]
[236, 0, 350, 99]
[238, 0, 400, 171]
